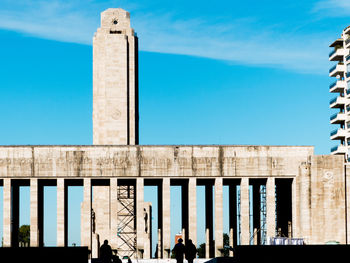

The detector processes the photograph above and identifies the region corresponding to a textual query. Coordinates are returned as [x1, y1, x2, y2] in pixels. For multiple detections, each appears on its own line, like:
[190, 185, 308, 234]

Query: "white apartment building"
[330, 26, 350, 159]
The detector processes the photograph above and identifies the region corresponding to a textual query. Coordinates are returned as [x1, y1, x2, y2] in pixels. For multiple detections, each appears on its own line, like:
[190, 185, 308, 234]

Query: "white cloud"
[313, 0, 350, 15]
[0, 0, 333, 74]
[133, 13, 330, 74]
[0, 1, 99, 44]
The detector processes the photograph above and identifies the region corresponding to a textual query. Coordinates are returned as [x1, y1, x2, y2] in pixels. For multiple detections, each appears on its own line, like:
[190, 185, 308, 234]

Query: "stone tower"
[93, 8, 138, 145]
[89, 9, 141, 259]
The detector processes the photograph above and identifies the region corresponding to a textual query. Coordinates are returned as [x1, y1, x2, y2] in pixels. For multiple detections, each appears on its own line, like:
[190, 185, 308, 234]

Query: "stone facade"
[93, 8, 138, 145]
[0, 145, 348, 257]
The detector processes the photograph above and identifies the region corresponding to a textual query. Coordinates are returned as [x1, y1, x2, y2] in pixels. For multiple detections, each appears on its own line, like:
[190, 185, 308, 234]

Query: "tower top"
[98, 8, 135, 36]
[93, 8, 139, 145]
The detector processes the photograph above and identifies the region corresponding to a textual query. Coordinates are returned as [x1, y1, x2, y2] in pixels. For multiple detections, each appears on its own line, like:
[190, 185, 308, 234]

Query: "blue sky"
[0, 0, 349, 252]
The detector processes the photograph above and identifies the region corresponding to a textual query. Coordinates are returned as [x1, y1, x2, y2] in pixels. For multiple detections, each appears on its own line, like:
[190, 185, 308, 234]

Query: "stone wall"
[0, 145, 347, 254]
[0, 145, 314, 178]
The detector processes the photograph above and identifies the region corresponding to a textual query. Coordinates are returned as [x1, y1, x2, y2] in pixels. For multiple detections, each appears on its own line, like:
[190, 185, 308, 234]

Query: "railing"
[329, 49, 336, 57]
[330, 113, 338, 120]
[331, 146, 338, 152]
[329, 65, 337, 73]
[330, 97, 337, 104]
[330, 129, 338, 136]
[345, 26, 350, 34]
[330, 81, 337, 89]
[330, 63, 345, 73]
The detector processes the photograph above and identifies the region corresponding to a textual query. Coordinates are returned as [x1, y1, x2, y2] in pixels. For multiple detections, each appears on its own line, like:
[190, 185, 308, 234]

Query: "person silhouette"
[100, 239, 112, 263]
[185, 239, 197, 263]
[112, 255, 122, 263]
[172, 238, 185, 263]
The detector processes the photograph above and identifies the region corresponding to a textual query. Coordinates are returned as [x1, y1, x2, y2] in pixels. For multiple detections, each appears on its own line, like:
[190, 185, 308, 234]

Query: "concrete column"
[157, 183, 163, 259]
[253, 228, 258, 245]
[266, 177, 276, 241]
[38, 182, 44, 247]
[57, 178, 67, 246]
[229, 184, 237, 256]
[157, 229, 161, 258]
[188, 178, 197, 246]
[143, 202, 152, 259]
[299, 164, 311, 243]
[30, 178, 39, 247]
[110, 178, 118, 249]
[346, 164, 350, 244]
[205, 184, 213, 258]
[3, 179, 11, 247]
[240, 178, 250, 245]
[181, 182, 188, 243]
[136, 178, 144, 258]
[162, 178, 171, 258]
[292, 178, 297, 238]
[82, 178, 92, 249]
[215, 177, 223, 257]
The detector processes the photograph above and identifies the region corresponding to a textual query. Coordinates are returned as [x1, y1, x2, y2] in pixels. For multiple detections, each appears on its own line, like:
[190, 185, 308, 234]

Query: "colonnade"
[1, 178, 93, 248]
[0, 177, 293, 258]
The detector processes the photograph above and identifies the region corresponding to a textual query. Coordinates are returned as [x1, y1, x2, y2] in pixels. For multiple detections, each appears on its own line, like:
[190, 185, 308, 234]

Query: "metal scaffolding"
[249, 184, 268, 245]
[260, 185, 267, 245]
[237, 186, 241, 245]
[117, 185, 137, 258]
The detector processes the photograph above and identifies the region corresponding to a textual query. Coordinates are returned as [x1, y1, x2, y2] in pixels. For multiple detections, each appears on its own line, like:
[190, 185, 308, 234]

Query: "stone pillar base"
[92, 233, 100, 259]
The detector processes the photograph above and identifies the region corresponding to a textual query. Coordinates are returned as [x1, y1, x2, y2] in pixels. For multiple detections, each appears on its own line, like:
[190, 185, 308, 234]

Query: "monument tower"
[93, 8, 139, 145]
[89, 9, 145, 259]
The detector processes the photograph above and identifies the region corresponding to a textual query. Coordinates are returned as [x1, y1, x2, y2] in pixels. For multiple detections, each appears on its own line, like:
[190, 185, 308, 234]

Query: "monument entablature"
[0, 145, 315, 178]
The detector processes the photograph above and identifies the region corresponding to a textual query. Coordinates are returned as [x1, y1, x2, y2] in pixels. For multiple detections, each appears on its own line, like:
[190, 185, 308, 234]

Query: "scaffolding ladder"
[117, 185, 137, 258]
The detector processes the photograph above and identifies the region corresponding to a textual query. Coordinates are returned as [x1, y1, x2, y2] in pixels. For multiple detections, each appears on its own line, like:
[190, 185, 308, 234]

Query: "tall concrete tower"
[93, 8, 139, 145]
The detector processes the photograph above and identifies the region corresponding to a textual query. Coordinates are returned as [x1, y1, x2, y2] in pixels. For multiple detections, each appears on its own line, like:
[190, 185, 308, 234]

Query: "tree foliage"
[19, 225, 30, 246]
[197, 243, 205, 258]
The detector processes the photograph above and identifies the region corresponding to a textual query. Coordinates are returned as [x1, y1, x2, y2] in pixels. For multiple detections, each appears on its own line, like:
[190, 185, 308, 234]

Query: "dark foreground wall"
[212, 245, 350, 263]
[0, 247, 89, 263]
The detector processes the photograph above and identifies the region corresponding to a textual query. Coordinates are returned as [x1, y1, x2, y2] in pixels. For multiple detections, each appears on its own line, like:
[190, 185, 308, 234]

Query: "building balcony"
[329, 63, 345, 77]
[330, 112, 346, 124]
[330, 38, 343, 48]
[331, 144, 347, 155]
[346, 37, 350, 48]
[329, 80, 346, 93]
[330, 96, 347, 108]
[329, 48, 347, 61]
[330, 128, 347, 140]
[344, 26, 350, 35]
